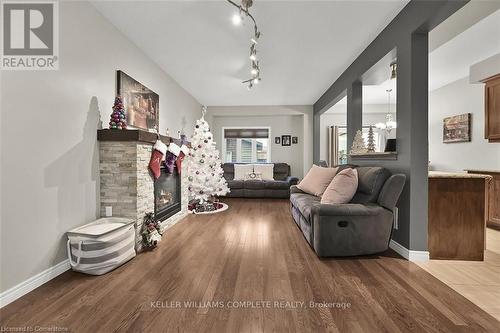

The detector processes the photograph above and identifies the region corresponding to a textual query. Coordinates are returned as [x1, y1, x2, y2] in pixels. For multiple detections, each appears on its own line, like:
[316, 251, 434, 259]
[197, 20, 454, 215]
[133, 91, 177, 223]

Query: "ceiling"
[429, 8, 500, 91]
[92, 0, 408, 106]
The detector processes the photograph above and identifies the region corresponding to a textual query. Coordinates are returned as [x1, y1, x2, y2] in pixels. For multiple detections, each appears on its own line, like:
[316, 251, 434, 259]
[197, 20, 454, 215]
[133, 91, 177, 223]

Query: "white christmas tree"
[350, 130, 367, 154]
[184, 106, 229, 205]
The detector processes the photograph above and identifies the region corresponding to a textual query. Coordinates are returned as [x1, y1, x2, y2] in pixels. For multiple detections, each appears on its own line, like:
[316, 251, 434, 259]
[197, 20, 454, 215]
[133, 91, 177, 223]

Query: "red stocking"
[149, 140, 167, 179]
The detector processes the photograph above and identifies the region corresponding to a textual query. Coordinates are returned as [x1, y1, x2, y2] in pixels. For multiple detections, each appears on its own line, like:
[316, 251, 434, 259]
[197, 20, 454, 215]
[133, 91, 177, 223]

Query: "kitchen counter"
[464, 169, 500, 174]
[429, 171, 492, 180]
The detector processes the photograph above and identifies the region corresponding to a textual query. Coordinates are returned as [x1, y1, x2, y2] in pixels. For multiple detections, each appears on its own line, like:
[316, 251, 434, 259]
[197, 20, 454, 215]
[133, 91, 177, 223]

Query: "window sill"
[349, 152, 398, 160]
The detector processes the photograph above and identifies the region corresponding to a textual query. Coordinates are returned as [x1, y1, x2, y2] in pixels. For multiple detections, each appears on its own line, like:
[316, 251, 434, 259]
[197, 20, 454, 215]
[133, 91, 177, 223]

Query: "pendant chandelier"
[375, 62, 397, 133]
[376, 89, 397, 133]
[227, 0, 262, 89]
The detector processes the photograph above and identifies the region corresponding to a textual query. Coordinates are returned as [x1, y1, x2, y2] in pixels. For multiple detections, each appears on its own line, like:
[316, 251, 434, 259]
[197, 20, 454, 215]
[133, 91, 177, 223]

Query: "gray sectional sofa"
[290, 166, 406, 257]
[222, 163, 299, 198]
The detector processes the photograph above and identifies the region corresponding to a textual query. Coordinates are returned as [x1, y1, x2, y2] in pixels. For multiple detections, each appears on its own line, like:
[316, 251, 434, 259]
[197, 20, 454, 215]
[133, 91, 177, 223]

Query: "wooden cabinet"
[485, 75, 500, 142]
[428, 172, 490, 261]
[467, 170, 500, 229]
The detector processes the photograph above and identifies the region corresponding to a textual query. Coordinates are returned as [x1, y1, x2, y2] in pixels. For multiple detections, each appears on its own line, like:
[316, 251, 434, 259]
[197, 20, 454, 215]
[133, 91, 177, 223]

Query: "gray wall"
[207, 106, 313, 178]
[0, 1, 200, 293]
[212, 115, 304, 178]
[429, 77, 500, 172]
[313, 0, 468, 251]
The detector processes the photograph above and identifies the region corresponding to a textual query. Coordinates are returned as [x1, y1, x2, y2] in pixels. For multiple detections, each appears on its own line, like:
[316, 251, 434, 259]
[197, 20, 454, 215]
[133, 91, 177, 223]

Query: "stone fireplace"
[97, 129, 188, 251]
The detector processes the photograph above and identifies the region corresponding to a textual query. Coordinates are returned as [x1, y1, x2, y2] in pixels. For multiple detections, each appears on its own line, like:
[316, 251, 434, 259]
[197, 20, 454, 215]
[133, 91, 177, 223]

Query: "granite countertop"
[464, 169, 500, 174]
[429, 171, 493, 179]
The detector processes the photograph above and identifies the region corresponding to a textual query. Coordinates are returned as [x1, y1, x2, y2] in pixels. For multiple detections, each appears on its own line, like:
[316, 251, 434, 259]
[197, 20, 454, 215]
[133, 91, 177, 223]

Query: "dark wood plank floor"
[1, 198, 499, 332]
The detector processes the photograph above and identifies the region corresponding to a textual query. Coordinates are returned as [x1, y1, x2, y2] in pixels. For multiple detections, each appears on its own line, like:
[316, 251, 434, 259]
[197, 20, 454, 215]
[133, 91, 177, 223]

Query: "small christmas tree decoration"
[350, 129, 367, 154]
[184, 106, 229, 213]
[109, 96, 127, 129]
[367, 126, 376, 153]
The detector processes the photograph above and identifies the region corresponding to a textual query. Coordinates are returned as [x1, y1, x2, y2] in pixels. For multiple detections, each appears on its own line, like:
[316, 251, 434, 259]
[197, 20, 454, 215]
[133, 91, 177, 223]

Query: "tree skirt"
[188, 202, 229, 215]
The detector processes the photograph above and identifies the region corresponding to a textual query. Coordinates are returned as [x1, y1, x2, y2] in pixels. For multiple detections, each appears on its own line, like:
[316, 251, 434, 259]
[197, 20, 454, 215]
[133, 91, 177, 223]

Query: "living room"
[1, 1, 499, 332]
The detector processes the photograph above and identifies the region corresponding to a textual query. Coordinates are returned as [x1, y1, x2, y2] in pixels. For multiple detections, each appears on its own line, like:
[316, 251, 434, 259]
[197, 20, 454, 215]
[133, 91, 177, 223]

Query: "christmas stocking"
[164, 142, 180, 174]
[176, 145, 190, 174]
[149, 140, 167, 179]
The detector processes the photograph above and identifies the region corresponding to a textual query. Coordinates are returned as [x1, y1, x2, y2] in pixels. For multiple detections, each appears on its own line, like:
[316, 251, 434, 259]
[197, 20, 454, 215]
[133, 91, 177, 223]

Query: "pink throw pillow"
[321, 168, 358, 204]
[297, 165, 338, 197]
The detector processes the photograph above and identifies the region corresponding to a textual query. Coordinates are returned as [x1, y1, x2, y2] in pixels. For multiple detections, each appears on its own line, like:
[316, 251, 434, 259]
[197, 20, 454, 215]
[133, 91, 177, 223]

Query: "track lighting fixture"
[226, 0, 262, 89]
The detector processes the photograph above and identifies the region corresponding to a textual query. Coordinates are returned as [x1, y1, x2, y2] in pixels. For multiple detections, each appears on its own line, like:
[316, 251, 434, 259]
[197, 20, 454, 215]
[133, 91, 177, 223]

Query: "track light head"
[232, 12, 242, 25]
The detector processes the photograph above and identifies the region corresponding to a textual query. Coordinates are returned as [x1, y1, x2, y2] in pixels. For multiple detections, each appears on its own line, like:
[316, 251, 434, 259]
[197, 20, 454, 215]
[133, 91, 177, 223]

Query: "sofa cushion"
[297, 165, 338, 197]
[351, 167, 391, 204]
[243, 180, 265, 189]
[265, 180, 290, 190]
[273, 163, 290, 181]
[290, 193, 321, 220]
[321, 168, 358, 204]
[227, 180, 244, 189]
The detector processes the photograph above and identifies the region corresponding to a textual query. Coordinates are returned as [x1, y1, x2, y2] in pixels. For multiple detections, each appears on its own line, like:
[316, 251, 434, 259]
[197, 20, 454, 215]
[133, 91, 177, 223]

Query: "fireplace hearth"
[155, 166, 181, 221]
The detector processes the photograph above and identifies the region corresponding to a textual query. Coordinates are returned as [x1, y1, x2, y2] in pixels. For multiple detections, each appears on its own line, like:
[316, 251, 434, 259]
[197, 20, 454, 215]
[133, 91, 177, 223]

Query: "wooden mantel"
[97, 129, 184, 146]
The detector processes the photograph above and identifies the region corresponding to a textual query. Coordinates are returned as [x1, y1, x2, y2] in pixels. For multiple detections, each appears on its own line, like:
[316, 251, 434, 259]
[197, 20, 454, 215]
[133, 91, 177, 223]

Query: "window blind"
[224, 128, 269, 139]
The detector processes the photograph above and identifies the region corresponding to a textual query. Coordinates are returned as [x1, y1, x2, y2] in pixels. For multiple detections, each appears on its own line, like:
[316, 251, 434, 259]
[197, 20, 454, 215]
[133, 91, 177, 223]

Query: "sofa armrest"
[286, 176, 299, 186]
[311, 203, 384, 217]
[290, 185, 304, 194]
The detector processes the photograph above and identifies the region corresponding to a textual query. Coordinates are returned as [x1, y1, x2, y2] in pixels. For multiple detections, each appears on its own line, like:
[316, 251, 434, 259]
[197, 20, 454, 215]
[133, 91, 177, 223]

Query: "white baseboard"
[390, 240, 429, 262]
[0, 259, 71, 308]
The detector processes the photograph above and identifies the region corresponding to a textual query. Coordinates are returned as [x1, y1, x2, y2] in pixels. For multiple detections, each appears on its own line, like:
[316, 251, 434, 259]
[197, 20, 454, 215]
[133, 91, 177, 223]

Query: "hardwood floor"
[1, 198, 499, 332]
[418, 228, 500, 322]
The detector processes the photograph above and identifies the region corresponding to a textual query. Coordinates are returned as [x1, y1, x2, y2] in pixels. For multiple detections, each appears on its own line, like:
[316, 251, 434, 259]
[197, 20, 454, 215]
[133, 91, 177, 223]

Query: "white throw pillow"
[253, 164, 274, 181]
[234, 164, 254, 180]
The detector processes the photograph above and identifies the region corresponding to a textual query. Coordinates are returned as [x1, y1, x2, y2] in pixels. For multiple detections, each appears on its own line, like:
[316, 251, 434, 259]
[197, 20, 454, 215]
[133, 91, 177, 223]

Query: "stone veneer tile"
[99, 140, 187, 252]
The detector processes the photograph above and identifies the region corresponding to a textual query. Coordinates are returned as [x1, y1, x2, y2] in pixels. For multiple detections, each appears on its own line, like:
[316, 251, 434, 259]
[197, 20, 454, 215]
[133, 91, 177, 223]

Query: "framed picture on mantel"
[116, 70, 159, 131]
[443, 113, 471, 143]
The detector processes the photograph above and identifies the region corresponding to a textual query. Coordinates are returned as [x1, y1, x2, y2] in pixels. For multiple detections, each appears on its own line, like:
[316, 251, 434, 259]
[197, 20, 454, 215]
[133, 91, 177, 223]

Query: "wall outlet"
[105, 206, 113, 217]
[393, 207, 399, 230]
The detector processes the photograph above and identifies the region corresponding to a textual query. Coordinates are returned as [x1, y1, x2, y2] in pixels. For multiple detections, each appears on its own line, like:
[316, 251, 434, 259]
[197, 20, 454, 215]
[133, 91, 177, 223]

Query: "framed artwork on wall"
[281, 135, 291, 146]
[116, 70, 159, 131]
[292, 136, 298, 144]
[443, 113, 471, 143]
[274, 136, 281, 144]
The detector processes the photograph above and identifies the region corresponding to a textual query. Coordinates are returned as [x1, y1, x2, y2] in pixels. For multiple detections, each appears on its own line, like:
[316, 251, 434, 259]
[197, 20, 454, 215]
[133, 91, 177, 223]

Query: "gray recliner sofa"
[223, 163, 299, 198]
[290, 166, 406, 257]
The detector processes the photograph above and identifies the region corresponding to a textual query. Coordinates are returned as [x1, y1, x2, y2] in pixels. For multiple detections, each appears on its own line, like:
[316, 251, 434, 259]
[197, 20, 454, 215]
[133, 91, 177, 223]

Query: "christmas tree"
[367, 126, 376, 152]
[109, 96, 127, 129]
[350, 130, 367, 154]
[184, 106, 229, 207]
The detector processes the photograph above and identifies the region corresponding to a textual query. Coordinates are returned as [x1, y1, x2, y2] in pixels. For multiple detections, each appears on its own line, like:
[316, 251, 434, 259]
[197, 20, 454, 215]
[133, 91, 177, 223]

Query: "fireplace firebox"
[154, 166, 181, 221]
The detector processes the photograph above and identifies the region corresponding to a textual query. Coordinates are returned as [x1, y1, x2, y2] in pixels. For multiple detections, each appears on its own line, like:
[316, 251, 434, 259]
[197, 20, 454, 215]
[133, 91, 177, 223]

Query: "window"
[222, 128, 270, 163]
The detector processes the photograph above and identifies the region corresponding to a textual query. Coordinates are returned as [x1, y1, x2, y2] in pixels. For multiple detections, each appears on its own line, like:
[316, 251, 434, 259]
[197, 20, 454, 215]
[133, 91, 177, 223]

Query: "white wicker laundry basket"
[67, 217, 136, 275]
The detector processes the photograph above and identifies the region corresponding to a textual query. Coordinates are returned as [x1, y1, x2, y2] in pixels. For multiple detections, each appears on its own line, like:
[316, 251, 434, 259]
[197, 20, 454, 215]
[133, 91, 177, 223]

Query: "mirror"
[361, 48, 397, 152]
